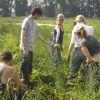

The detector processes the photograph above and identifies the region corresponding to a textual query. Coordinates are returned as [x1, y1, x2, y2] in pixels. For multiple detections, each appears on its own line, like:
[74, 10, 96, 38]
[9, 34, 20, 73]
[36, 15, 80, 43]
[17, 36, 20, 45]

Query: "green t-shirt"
[81, 36, 100, 56]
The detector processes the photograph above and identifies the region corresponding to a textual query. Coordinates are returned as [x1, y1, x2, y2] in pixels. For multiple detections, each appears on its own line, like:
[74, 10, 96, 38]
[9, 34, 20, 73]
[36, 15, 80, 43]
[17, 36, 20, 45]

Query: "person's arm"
[21, 19, 29, 54]
[21, 29, 26, 50]
[67, 29, 75, 63]
[55, 25, 60, 43]
[36, 27, 51, 47]
[81, 46, 93, 62]
[68, 43, 75, 57]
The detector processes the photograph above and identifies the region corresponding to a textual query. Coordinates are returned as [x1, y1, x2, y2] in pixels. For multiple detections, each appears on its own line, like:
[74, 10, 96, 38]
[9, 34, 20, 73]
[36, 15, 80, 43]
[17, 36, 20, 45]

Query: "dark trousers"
[20, 50, 33, 84]
[68, 47, 86, 80]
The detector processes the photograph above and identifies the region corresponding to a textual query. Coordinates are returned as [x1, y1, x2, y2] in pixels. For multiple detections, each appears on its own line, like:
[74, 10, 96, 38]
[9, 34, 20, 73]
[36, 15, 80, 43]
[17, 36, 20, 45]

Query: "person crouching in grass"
[0, 51, 27, 99]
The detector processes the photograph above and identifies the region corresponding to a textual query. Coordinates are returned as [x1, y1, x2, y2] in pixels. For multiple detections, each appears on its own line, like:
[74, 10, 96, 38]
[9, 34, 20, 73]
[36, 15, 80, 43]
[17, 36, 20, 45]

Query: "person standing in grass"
[75, 27, 100, 83]
[52, 14, 64, 65]
[67, 15, 94, 81]
[20, 7, 42, 86]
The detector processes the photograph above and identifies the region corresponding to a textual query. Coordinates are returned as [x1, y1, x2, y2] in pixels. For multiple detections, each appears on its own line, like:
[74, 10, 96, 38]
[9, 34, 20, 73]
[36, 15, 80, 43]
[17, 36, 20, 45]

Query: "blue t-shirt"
[52, 28, 64, 47]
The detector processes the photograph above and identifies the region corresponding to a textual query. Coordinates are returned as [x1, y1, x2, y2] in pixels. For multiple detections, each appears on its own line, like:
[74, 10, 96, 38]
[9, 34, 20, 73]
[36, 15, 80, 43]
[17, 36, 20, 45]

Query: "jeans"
[68, 47, 86, 80]
[52, 46, 62, 65]
[20, 50, 33, 84]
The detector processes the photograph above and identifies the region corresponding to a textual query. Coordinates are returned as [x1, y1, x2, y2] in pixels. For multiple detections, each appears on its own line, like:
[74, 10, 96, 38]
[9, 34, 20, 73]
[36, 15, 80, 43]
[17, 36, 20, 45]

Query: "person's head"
[30, 7, 42, 20]
[74, 15, 86, 25]
[75, 27, 87, 39]
[56, 13, 64, 25]
[0, 51, 13, 65]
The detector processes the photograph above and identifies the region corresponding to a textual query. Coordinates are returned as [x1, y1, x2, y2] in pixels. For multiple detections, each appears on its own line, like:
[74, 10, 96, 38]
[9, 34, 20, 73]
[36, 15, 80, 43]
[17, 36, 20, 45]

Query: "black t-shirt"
[81, 36, 100, 56]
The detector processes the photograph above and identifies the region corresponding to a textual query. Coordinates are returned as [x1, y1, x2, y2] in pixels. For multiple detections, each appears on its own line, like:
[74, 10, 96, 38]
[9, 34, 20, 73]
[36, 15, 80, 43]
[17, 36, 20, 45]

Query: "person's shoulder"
[88, 35, 97, 41]
[81, 39, 87, 46]
[84, 25, 94, 29]
[55, 25, 60, 30]
[22, 17, 29, 23]
[5, 66, 14, 72]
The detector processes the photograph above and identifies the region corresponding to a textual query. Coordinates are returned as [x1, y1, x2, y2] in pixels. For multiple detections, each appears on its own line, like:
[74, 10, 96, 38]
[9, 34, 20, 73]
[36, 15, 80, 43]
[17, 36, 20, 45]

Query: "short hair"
[31, 7, 42, 16]
[0, 51, 13, 62]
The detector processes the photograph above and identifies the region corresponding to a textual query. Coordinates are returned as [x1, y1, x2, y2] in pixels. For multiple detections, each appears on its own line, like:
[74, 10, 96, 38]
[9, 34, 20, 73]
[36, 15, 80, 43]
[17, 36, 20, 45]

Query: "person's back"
[81, 36, 100, 56]
[0, 63, 17, 86]
[0, 51, 26, 89]
[84, 25, 94, 36]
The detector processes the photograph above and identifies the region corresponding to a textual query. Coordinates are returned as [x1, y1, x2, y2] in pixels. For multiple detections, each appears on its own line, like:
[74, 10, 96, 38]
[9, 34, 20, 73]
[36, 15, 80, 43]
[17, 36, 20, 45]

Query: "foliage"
[0, 17, 100, 99]
[0, 0, 13, 16]
[14, 0, 28, 16]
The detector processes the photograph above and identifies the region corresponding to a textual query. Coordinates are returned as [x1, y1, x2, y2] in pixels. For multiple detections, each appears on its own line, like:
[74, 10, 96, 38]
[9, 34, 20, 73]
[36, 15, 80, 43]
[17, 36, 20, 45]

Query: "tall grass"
[0, 17, 100, 100]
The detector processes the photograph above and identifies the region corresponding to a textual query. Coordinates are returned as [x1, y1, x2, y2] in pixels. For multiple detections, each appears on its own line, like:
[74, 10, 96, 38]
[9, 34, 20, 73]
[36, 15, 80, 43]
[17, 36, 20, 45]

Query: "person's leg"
[52, 46, 57, 62]
[20, 50, 30, 85]
[68, 47, 85, 80]
[28, 51, 33, 75]
[0, 83, 6, 95]
[57, 48, 62, 64]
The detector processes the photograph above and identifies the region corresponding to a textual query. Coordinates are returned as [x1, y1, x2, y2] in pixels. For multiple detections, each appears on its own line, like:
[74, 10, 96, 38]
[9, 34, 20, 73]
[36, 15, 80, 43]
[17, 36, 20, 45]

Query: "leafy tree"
[26, 0, 42, 15]
[42, 0, 56, 17]
[94, 0, 100, 17]
[0, 0, 13, 16]
[55, 0, 68, 17]
[14, 0, 28, 16]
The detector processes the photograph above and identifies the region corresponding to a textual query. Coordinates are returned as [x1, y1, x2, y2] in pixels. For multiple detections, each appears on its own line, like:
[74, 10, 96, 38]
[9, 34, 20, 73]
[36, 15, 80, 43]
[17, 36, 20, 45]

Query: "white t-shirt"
[70, 23, 94, 47]
[20, 17, 36, 51]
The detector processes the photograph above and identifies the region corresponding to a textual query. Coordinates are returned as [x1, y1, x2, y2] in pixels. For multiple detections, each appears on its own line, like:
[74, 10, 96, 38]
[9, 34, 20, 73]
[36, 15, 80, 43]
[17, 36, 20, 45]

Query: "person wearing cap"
[75, 27, 100, 82]
[67, 15, 94, 81]
[20, 7, 42, 86]
[52, 13, 64, 65]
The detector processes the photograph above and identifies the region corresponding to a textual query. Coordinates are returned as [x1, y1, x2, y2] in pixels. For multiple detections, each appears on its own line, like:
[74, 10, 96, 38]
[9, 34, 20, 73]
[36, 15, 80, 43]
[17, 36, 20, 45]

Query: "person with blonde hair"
[67, 15, 94, 81]
[52, 13, 64, 65]
[75, 27, 100, 82]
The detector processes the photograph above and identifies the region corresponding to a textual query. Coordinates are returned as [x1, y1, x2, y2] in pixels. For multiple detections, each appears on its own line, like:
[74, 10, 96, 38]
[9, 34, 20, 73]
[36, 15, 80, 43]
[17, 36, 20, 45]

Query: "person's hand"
[86, 58, 96, 64]
[86, 58, 97, 69]
[20, 79, 28, 90]
[54, 43, 60, 48]
[23, 50, 28, 58]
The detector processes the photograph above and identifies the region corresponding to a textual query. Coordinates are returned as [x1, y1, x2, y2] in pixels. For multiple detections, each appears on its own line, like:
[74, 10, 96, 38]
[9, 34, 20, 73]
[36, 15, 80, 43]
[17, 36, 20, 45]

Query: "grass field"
[0, 17, 100, 100]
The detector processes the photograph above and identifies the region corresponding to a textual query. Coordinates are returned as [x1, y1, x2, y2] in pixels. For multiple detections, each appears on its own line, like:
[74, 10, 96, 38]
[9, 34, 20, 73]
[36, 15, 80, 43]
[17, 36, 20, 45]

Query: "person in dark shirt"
[75, 27, 100, 82]
[75, 27, 100, 62]
[52, 13, 64, 65]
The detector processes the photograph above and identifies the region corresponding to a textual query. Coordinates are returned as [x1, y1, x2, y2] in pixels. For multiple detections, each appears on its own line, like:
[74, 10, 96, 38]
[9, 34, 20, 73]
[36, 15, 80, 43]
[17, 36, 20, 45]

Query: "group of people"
[20, 7, 100, 85]
[0, 7, 100, 98]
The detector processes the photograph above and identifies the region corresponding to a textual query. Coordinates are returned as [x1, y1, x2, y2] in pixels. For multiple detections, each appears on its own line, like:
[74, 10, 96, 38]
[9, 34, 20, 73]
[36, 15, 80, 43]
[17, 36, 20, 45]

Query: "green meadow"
[0, 17, 100, 100]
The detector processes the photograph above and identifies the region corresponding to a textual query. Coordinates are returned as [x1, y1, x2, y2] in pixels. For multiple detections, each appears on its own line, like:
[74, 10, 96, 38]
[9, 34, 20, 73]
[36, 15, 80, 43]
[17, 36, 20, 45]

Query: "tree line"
[0, 0, 100, 17]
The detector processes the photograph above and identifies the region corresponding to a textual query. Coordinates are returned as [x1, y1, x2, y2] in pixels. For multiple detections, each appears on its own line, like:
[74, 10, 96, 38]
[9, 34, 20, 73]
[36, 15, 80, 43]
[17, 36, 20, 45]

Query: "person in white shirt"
[20, 7, 42, 86]
[67, 15, 94, 80]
